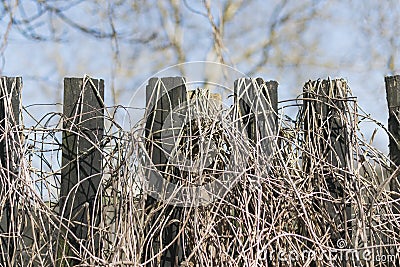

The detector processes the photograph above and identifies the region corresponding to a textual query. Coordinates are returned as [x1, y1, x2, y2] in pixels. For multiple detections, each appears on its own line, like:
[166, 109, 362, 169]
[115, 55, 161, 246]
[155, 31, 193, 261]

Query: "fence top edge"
[64, 77, 104, 82]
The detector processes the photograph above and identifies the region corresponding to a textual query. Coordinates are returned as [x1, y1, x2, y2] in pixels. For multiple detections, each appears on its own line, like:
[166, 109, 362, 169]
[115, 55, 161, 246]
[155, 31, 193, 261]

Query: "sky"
[0, 0, 397, 154]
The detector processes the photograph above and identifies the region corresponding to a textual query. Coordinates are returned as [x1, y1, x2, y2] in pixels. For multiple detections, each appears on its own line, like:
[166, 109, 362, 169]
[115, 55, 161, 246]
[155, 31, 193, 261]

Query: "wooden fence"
[0, 75, 399, 266]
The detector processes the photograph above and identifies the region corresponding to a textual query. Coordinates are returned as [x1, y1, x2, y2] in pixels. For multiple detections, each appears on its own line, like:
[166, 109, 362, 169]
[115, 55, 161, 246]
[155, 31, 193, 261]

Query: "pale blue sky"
[0, 0, 397, 153]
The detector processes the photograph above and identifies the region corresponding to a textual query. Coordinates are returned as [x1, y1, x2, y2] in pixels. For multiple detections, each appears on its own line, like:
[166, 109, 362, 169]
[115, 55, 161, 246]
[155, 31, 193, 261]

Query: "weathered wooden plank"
[385, 75, 400, 259]
[0, 77, 21, 265]
[60, 77, 104, 264]
[145, 77, 187, 173]
[385, 75, 400, 201]
[302, 79, 350, 266]
[234, 77, 278, 153]
[233, 77, 277, 265]
[144, 77, 186, 267]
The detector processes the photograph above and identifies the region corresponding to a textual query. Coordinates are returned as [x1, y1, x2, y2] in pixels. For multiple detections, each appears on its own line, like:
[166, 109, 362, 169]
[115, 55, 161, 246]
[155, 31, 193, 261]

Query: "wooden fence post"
[385, 75, 400, 209]
[234, 78, 278, 150]
[385, 76, 400, 261]
[144, 77, 186, 266]
[0, 77, 21, 265]
[60, 77, 104, 264]
[302, 79, 350, 266]
[233, 78, 278, 264]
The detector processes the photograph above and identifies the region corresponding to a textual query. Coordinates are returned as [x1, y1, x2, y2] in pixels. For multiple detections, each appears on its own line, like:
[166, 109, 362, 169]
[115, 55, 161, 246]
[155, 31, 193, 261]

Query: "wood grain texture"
[60, 77, 104, 264]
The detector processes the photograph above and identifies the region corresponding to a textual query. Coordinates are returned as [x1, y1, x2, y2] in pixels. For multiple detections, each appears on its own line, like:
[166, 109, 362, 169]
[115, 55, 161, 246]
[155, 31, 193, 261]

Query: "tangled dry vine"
[0, 76, 398, 266]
